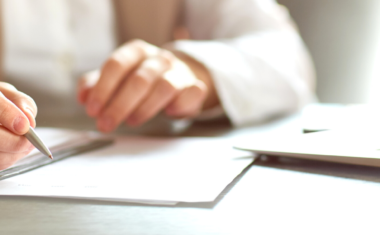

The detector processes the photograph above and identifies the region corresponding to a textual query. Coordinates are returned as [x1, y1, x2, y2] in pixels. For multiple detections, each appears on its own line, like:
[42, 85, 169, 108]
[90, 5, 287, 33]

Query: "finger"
[165, 81, 207, 118]
[0, 126, 34, 154]
[18, 105, 36, 129]
[126, 77, 179, 127]
[86, 40, 159, 117]
[3, 95, 37, 128]
[0, 131, 34, 169]
[0, 152, 31, 170]
[77, 70, 100, 104]
[0, 91, 30, 135]
[97, 54, 172, 132]
[0, 83, 38, 128]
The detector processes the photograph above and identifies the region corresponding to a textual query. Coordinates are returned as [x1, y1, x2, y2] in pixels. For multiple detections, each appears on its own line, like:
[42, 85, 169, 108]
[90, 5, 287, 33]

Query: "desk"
[1, 113, 380, 235]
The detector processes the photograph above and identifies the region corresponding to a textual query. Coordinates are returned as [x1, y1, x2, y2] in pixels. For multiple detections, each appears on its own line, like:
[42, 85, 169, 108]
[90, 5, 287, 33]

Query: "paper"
[0, 128, 113, 181]
[302, 103, 380, 132]
[14, 128, 98, 167]
[0, 128, 253, 204]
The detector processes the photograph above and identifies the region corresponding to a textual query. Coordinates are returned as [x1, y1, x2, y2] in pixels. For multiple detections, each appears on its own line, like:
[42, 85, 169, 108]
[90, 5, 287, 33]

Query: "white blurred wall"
[278, 0, 380, 104]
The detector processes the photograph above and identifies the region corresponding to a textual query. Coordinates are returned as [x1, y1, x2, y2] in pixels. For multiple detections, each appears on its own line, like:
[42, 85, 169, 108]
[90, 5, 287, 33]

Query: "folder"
[234, 128, 380, 167]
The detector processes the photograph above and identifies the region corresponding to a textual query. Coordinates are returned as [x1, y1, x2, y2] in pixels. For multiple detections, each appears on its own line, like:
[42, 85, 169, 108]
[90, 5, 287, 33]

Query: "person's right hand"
[0, 82, 37, 170]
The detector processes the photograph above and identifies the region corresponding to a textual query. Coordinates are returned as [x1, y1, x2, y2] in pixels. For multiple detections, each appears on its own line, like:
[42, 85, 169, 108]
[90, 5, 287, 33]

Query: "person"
[0, 0, 315, 169]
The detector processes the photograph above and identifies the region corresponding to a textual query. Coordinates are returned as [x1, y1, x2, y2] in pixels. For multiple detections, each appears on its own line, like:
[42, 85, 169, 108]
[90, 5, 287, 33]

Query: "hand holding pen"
[0, 82, 52, 170]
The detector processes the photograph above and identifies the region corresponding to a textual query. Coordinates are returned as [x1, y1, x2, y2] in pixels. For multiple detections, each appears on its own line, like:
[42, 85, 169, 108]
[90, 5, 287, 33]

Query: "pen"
[24, 126, 53, 159]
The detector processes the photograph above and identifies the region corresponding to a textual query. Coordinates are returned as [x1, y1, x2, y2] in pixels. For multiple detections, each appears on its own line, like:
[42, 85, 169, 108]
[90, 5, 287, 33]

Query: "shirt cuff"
[168, 40, 276, 127]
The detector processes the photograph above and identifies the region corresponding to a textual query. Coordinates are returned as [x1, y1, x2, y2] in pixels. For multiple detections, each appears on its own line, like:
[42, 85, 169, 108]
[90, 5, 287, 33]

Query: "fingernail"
[99, 116, 114, 132]
[87, 101, 101, 117]
[13, 116, 28, 134]
[24, 108, 36, 128]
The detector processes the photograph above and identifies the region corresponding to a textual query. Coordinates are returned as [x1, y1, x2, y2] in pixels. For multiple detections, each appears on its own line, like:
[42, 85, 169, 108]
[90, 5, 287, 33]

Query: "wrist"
[171, 50, 219, 110]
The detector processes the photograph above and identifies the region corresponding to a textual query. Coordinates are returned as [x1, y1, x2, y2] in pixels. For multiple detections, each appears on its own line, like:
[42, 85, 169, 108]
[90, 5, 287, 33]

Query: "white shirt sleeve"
[170, 0, 316, 127]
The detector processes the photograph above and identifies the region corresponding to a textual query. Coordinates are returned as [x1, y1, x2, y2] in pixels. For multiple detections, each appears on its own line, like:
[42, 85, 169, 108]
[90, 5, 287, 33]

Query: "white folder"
[234, 128, 380, 167]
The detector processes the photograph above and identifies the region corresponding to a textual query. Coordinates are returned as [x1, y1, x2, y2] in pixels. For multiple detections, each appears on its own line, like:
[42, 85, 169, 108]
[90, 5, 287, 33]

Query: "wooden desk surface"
[1, 114, 380, 235]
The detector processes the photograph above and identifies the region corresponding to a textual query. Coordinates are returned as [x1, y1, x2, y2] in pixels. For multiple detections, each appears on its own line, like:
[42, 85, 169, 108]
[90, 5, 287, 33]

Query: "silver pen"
[24, 126, 53, 159]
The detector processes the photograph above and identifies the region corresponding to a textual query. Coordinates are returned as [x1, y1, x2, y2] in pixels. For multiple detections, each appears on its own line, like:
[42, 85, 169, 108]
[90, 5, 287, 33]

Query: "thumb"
[0, 92, 30, 135]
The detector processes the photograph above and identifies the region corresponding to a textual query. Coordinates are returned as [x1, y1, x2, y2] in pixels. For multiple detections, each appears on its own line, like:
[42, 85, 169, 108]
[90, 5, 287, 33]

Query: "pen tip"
[49, 155, 53, 160]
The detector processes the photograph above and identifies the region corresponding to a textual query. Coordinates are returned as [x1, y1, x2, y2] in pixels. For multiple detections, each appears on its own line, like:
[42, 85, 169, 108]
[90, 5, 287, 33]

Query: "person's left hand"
[78, 39, 218, 132]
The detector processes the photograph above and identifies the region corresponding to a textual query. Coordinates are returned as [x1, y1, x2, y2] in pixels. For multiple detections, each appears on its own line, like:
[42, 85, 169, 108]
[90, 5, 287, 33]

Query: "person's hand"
[78, 39, 219, 132]
[0, 82, 37, 170]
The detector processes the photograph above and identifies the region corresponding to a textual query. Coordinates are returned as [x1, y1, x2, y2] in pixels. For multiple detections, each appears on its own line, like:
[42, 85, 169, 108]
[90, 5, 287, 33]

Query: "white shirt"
[3, 0, 315, 128]
[3, 0, 116, 121]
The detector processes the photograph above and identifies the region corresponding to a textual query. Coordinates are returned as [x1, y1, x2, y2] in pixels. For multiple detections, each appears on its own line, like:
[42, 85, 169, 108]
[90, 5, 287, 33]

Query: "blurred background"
[278, 0, 380, 104]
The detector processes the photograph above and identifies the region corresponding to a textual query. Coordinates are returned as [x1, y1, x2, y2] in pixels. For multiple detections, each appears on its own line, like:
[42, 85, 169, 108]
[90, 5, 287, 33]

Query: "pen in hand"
[24, 126, 53, 160]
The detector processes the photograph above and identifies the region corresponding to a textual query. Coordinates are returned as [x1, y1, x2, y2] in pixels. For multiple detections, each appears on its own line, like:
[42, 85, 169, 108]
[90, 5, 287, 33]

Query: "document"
[0, 128, 253, 205]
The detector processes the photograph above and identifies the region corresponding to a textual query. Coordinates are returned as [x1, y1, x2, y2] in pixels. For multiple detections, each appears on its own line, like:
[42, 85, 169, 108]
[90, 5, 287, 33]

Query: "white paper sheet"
[0, 128, 253, 204]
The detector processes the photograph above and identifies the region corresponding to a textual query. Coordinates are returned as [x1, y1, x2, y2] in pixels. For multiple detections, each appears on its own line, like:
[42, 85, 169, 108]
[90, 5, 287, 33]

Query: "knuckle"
[127, 40, 147, 56]
[157, 79, 176, 97]
[129, 73, 151, 91]
[104, 57, 125, 73]
[128, 39, 160, 57]
[159, 50, 175, 63]
[157, 51, 174, 69]
[189, 84, 204, 97]
[189, 85, 203, 95]
[140, 65, 159, 80]
[129, 39, 146, 47]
